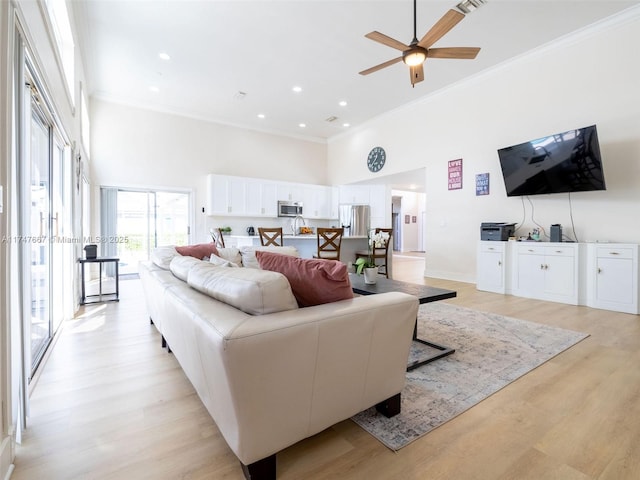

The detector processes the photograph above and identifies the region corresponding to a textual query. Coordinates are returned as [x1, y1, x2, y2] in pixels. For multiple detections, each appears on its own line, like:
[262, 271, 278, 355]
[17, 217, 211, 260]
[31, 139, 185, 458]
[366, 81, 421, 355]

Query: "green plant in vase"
[354, 229, 389, 274]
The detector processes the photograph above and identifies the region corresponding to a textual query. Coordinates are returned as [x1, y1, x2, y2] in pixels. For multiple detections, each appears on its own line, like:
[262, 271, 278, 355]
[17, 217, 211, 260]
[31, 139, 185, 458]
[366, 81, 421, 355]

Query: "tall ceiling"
[73, 1, 638, 143]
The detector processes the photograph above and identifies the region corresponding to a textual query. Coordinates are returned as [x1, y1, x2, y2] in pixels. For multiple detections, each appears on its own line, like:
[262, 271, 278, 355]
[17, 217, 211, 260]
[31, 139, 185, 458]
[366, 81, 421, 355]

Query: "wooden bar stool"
[314, 227, 344, 261]
[210, 228, 226, 248]
[258, 227, 283, 246]
[354, 228, 392, 278]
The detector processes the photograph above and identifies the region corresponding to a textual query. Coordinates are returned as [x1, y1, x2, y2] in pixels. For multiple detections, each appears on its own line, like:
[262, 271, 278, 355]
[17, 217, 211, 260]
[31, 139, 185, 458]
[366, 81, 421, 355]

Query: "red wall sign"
[448, 159, 463, 190]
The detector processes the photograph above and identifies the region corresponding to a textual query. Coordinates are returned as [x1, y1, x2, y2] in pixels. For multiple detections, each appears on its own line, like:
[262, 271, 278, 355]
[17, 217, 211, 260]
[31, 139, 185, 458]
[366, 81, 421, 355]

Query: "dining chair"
[258, 227, 284, 246]
[355, 228, 393, 278]
[210, 228, 226, 248]
[314, 227, 344, 261]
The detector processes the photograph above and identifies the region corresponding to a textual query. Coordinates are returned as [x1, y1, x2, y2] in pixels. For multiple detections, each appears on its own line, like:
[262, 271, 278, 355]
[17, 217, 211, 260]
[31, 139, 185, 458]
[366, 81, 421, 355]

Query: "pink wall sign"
[448, 159, 463, 190]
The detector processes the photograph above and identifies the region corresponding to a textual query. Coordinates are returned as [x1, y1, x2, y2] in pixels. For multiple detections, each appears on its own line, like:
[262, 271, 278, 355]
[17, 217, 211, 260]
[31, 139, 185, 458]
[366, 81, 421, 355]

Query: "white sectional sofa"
[139, 245, 418, 480]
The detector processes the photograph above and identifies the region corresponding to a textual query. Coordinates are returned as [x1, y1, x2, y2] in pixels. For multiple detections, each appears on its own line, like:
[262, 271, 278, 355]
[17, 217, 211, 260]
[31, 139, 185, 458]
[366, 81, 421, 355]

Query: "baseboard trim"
[0, 435, 15, 480]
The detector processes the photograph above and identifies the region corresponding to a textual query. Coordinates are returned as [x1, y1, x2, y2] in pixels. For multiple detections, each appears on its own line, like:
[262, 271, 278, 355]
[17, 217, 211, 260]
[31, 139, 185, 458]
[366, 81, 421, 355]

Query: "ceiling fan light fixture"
[402, 47, 427, 66]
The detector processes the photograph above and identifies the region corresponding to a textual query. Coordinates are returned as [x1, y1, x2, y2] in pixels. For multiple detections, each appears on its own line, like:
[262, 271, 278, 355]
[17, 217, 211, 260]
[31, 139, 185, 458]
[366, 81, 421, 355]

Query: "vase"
[364, 267, 378, 285]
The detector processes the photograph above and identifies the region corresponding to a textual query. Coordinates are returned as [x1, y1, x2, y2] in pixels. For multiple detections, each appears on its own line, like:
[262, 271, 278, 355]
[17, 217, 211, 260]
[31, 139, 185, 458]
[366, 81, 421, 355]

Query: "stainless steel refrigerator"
[339, 204, 370, 236]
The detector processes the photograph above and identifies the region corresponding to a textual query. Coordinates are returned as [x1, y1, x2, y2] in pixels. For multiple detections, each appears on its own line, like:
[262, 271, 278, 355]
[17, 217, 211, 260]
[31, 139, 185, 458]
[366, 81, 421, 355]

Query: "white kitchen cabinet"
[277, 182, 304, 203]
[206, 174, 231, 215]
[339, 185, 370, 204]
[260, 182, 278, 217]
[207, 174, 337, 219]
[512, 242, 580, 305]
[328, 186, 339, 219]
[477, 241, 508, 293]
[338, 184, 388, 226]
[586, 243, 639, 314]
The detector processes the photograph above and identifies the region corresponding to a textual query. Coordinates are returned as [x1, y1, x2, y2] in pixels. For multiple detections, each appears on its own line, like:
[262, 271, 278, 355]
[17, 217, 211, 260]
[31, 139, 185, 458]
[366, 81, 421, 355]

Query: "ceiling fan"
[359, 0, 481, 87]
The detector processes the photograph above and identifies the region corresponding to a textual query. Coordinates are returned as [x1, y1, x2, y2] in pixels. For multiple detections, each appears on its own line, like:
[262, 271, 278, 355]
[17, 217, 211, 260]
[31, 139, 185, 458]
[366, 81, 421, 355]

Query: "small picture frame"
[404, 215, 410, 224]
[412, 216, 417, 223]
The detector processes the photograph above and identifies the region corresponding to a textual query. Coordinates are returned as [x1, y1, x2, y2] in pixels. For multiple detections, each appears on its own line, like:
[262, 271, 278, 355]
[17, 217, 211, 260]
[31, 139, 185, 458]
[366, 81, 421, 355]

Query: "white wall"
[328, 9, 640, 282]
[91, 99, 328, 242]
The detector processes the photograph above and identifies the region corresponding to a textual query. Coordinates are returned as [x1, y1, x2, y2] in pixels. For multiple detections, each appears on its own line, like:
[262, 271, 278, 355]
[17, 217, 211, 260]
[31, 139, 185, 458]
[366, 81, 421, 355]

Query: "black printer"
[480, 222, 515, 241]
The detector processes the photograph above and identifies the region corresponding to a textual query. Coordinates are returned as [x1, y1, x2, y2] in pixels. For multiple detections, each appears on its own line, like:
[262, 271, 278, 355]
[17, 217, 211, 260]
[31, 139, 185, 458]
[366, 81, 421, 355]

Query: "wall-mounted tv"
[497, 125, 606, 197]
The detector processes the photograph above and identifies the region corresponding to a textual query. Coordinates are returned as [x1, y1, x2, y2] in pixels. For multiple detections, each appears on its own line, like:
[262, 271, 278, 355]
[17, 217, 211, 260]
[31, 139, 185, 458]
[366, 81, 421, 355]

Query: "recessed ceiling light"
[292, 86, 302, 93]
[343, 123, 350, 128]
[158, 52, 171, 61]
[257, 113, 265, 119]
[339, 101, 347, 107]
[149, 86, 160, 93]
[298, 123, 306, 128]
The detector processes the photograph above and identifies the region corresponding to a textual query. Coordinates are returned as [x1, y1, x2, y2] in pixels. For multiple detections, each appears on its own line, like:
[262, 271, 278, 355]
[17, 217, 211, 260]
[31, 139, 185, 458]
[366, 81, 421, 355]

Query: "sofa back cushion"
[169, 255, 204, 281]
[187, 261, 298, 315]
[240, 245, 299, 269]
[256, 251, 354, 307]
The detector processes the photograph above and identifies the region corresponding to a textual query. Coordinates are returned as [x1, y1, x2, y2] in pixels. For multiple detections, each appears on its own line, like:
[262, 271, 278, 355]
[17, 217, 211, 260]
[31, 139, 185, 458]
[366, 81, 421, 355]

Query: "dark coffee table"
[349, 273, 457, 370]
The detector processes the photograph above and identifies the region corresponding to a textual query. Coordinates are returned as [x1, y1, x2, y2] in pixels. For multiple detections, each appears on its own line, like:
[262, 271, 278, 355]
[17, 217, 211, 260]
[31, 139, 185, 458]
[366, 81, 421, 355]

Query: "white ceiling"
[72, 0, 639, 146]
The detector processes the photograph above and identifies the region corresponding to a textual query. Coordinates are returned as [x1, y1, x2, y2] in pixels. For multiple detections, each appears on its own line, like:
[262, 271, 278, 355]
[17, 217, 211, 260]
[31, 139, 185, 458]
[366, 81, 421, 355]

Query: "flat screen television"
[497, 125, 606, 197]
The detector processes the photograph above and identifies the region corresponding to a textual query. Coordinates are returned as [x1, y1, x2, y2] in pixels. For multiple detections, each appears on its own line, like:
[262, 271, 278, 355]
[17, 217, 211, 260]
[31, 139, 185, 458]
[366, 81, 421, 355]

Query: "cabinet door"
[244, 178, 262, 216]
[206, 174, 229, 215]
[544, 253, 576, 300]
[369, 185, 387, 225]
[328, 186, 339, 219]
[227, 177, 247, 215]
[477, 242, 505, 293]
[261, 182, 278, 217]
[515, 249, 545, 298]
[595, 256, 634, 306]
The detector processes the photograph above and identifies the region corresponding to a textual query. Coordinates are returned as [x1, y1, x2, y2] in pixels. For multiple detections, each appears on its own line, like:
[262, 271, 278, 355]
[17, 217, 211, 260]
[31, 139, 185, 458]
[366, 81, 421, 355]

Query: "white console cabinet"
[586, 243, 639, 314]
[477, 241, 508, 293]
[477, 241, 640, 314]
[512, 242, 581, 305]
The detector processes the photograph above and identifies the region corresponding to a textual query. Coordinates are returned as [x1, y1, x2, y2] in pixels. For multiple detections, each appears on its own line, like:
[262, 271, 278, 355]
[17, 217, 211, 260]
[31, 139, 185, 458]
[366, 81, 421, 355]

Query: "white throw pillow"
[240, 245, 299, 269]
[216, 247, 242, 267]
[150, 246, 179, 270]
[209, 253, 238, 268]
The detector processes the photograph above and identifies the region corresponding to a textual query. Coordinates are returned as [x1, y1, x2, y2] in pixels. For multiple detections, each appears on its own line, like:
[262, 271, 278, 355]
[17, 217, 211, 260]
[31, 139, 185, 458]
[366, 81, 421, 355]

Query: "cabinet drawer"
[479, 242, 505, 254]
[596, 246, 634, 260]
[517, 244, 545, 255]
[544, 246, 576, 257]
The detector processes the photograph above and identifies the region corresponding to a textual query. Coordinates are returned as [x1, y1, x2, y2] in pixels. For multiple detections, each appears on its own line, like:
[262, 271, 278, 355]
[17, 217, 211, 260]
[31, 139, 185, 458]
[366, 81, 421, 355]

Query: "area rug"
[351, 302, 589, 450]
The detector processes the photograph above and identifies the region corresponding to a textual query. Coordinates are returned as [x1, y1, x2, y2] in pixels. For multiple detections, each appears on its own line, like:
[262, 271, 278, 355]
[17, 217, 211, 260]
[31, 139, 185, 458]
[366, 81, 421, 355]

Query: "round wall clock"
[367, 146, 386, 173]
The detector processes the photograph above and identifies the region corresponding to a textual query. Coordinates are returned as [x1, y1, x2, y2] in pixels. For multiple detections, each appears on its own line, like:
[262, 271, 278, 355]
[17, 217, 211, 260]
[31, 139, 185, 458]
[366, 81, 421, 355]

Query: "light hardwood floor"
[12, 255, 640, 479]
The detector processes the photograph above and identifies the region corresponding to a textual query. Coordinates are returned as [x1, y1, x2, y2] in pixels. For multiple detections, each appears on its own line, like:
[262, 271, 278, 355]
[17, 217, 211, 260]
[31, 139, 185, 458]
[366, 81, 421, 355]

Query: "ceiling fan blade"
[359, 57, 403, 76]
[417, 9, 465, 49]
[409, 64, 424, 86]
[427, 47, 481, 59]
[365, 31, 410, 51]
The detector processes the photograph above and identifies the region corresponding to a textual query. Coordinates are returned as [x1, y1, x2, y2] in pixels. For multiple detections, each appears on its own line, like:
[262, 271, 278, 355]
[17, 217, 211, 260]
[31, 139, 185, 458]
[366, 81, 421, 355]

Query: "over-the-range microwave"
[278, 200, 303, 217]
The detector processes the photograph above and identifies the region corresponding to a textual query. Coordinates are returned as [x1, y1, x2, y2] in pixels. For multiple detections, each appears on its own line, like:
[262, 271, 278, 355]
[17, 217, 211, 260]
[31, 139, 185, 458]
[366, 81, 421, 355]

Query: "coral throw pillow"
[256, 250, 353, 307]
[175, 242, 219, 260]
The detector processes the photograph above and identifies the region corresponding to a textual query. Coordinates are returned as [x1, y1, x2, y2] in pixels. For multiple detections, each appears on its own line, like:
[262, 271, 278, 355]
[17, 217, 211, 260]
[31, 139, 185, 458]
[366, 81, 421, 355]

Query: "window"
[44, 0, 75, 105]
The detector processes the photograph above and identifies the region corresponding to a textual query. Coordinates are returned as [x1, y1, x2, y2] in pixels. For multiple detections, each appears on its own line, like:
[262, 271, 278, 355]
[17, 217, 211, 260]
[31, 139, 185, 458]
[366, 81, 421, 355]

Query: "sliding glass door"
[22, 66, 72, 377]
[106, 189, 190, 275]
[28, 106, 51, 369]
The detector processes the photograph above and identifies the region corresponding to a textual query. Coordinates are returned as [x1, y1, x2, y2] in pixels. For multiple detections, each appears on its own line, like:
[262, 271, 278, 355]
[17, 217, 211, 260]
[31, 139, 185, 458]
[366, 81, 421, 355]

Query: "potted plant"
[354, 229, 390, 284]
